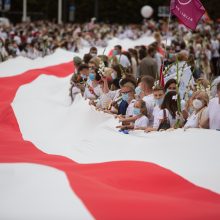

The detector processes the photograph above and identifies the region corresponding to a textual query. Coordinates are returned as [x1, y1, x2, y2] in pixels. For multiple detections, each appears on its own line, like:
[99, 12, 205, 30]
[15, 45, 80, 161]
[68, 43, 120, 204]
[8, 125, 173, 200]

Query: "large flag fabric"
[170, 0, 206, 30]
[1, 49, 220, 219]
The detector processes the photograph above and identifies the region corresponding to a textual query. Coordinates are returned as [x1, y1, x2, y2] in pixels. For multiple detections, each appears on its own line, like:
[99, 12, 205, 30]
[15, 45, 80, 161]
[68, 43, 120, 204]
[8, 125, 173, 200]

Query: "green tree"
[6, 0, 220, 23]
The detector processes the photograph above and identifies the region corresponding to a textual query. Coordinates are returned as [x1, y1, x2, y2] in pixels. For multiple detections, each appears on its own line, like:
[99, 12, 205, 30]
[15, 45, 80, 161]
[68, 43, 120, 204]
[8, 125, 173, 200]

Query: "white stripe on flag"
[0, 163, 93, 220]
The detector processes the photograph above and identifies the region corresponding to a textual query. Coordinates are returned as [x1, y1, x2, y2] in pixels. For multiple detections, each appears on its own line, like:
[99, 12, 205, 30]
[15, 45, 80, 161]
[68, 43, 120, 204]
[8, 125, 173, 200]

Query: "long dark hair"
[112, 64, 123, 79]
[164, 79, 177, 92]
[128, 48, 139, 65]
[161, 91, 178, 119]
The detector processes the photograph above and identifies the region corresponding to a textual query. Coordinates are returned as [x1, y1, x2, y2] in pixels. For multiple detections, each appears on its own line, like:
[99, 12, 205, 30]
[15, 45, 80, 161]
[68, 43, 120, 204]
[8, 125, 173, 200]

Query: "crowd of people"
[0, 19, 157, 61]
[69, 41, 220, 132]
[1, 18, 220, 131]
[1, 18, 219, 75]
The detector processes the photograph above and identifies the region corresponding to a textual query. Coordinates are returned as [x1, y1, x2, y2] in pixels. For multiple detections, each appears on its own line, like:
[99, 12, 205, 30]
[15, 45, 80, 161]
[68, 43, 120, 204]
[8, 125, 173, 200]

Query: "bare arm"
[119, 116, 137, 123]
[102, 76, 110, 94]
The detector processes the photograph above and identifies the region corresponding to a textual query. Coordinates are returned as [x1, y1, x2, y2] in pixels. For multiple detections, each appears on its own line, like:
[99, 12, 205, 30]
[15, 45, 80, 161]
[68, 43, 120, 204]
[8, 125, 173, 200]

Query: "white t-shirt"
[208, 97, 220, 129]
[211, 39, 220, 58]
[143, 94, 155, 125]
[143, 94, 155, 113]
[131, 57, 138, 77]
[84, 84, 102, 100]
[96, 91, 116, 109]
[152, 105, 161, 129]
[155, 52, 162, 73]
[116, 54, 131, 68]
[107, 90, 118, 100]
[112, 89, 121, 102]
[184, 107, 208, 129]
[184, 112, 199, 128]
[134, 115, 149, 129]
[126, 99, 136, 117]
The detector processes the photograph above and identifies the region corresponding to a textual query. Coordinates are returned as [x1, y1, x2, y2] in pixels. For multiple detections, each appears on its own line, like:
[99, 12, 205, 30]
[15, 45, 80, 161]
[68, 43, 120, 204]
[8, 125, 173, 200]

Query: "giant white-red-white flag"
[0, 50, 220, 219]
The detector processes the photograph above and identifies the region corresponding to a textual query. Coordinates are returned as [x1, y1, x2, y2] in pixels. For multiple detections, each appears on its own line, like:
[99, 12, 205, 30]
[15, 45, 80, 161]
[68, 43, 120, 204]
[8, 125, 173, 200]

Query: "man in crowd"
[139, 45, 158, 80]
[113, 45, 131, 68]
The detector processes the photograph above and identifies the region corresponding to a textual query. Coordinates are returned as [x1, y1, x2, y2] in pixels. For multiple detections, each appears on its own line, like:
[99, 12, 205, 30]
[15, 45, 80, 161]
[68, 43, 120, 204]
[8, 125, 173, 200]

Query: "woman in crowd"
[164, 79, 177, 93]
[156, 91, 183, 130]
[184, 91, 209, 129]
[69, 74, 84, 102]
[84, 67, 102, 100]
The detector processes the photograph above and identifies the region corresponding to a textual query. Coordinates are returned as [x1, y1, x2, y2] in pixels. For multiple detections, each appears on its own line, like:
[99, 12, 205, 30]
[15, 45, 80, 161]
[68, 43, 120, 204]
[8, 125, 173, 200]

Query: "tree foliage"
[5, 0, 220, 23]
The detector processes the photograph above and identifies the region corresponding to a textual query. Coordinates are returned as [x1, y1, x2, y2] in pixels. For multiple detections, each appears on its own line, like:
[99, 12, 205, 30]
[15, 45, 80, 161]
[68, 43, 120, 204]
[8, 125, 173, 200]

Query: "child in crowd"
[116, 100, 149, 131]
[145, 85, 165, 132]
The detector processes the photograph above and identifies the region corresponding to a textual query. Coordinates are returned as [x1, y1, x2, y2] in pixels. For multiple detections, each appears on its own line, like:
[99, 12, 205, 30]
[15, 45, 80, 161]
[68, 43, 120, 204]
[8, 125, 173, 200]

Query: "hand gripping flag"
[170, 0, 206, 30]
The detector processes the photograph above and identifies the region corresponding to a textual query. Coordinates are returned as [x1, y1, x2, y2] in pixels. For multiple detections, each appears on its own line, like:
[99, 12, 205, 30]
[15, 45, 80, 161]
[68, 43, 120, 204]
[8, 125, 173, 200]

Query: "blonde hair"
[193, 91, 209, 106]
[153, 84, 164, 92]
[89, 57, 102, 68]
[196, 78, 210, 89]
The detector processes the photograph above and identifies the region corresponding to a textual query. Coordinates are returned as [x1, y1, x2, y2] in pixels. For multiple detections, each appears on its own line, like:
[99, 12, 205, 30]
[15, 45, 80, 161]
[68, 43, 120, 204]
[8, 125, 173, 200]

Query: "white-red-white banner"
[1, 50, 220, 219]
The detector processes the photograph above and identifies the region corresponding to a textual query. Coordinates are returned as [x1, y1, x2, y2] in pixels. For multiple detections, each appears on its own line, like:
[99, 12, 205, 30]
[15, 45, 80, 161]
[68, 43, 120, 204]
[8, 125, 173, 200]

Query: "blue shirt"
[118, 100, 128, 115]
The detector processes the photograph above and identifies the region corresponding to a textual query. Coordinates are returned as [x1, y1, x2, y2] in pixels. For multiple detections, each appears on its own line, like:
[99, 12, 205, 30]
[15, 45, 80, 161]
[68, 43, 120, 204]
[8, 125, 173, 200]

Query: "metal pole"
[94, 0, 98, 20]
[58, 0, 62, 24]
[22, 0, 27, 22]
